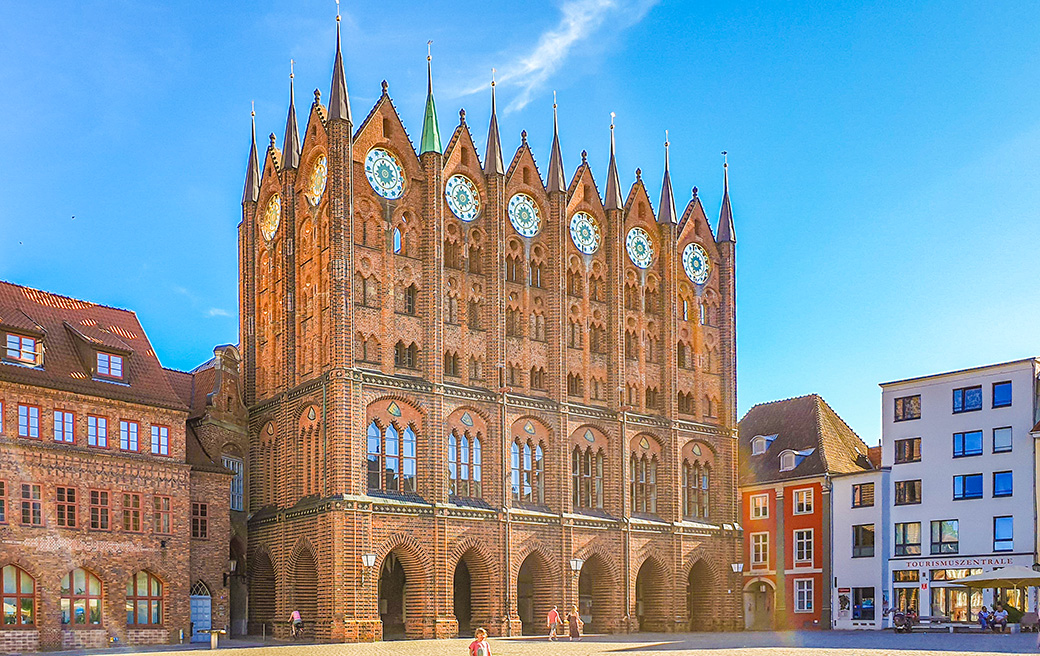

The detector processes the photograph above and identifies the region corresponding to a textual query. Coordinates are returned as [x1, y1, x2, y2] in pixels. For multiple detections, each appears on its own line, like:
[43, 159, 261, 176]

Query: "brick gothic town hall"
[242, 15, 740, 643]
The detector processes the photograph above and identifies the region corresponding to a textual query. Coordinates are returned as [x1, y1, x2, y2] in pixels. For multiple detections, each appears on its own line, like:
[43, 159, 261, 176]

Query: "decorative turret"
[604, 113, 623, 211]
[717, 151, 735, 243]
[419, 42, 442, 155]
[242, 105, 260, 204]
[546, 92, 565, 193]
[328, 7, 352, 123]
[282, 61, 301, 170]
[657, 131, 677, 224]
[484, 71, 505, 176]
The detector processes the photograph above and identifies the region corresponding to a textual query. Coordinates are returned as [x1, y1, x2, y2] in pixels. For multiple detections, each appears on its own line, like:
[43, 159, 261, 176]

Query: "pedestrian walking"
[567, 605, 582, 641]
[469, 627, 491, 656]
[547, 605, 561, 641]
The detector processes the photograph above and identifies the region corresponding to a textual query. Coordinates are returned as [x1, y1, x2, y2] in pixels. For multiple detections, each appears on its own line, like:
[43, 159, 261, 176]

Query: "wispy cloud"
[462, 0, 659, 113]
[207, 308, 231, 318]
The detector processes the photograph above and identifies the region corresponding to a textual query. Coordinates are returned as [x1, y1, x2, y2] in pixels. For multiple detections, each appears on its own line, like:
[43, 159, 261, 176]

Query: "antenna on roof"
[427, 40, 433, 62]
[491, 67, 496, 87]
[336, 0, 340, 19]
[290, 59, 295, 79]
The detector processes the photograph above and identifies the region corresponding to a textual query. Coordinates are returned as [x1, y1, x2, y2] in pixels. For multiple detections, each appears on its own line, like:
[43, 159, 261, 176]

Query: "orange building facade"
[738, 395, 874, 630]
[240, 18, 742, 642]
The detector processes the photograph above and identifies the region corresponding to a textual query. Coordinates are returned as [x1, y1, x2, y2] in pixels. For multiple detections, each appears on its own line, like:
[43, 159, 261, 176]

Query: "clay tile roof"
[164, 367, 194, 409]
[738, 394, 873, 486]
[64, 320, 132, 353]
[0, 281, 187, 411]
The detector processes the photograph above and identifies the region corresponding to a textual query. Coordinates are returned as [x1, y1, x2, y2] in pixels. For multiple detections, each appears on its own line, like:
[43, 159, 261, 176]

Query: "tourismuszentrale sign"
[901, 557, 1016, 569]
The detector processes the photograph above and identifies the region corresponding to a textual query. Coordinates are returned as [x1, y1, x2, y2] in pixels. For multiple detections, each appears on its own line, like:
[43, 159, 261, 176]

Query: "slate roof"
[738, 394, 873, 486]
[0, 281, 186, 411]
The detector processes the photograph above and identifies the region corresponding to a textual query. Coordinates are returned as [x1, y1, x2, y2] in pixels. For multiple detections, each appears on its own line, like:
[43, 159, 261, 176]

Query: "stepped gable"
[0, 280, 186, 410]
[738, 394, 873, 485]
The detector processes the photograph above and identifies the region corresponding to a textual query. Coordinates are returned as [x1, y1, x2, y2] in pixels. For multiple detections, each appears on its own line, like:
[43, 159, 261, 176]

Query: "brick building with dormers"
[241, 15, 741, 643]
[738, 395, 876, 631]
[0, 281, 246, 650]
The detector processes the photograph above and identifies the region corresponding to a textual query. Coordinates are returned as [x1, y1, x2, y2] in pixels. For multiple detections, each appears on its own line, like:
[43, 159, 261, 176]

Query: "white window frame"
[752, 437, 767, 455]
[750, 493, 769, 519]
[794, 528, 814, 565]
[751, 532, 769, 568]
[780, 451, 796, 472]
[795, 578, 814, 612]
[794, 488, 813, 514]
[222, 456, 244, 512]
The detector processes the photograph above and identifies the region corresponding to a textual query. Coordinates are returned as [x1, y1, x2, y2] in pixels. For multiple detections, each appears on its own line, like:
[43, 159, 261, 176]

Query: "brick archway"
[448, 537, 497, 637]
[634, 555, 670, 632]
[374, 533, 433, 639]
[248, 547, 276, 634]
[684, 558, 720, 631]
[288, 540, 319, 637]
[576, 552, 621, 634]
[513, 547, 555, 635]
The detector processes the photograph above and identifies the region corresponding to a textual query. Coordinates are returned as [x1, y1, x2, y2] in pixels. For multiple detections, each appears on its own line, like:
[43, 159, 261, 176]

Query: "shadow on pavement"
[591, 630, 1038, 654]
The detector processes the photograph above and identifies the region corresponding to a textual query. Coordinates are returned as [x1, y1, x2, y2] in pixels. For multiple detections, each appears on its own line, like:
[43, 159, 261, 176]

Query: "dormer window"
[97, 352, 123, 379]
[780, 451, 797, 472]
[751, 434, 777, 456]
[5, 333, 38, 365]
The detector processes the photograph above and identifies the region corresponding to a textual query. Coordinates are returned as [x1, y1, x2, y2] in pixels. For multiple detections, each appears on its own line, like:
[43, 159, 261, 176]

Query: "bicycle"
[289, 621, 305, 641]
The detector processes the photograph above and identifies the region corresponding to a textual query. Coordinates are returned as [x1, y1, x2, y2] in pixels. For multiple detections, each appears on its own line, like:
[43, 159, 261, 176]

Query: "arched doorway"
[248, 550, 276, 635]
[290, 545, 318, 635]
[686, 560, 715, 631]
[744, 580, 775, 630]
[454, 545, 494, 637]
[517, 552, 552, 635]
[189, 581, 212, 642]
[454, 560, 472, 636]
[378, 552, 407, 639]
[635, 558, 668, 632]
[577, 554, 614, 634]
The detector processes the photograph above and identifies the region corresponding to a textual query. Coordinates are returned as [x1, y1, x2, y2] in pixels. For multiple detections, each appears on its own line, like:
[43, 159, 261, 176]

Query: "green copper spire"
[419, 41, 442, 155]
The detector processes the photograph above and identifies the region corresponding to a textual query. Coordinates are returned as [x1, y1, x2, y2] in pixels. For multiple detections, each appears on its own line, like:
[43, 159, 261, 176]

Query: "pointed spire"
[604, 112, 623, 210]
[657, 131, 677, 224]
[419, 41, 442, 155]
[282, 60, 301, 170]
[717, 151, 735, 243]
[242, 103, 260, 204]
[484, 70, 505, 175]
[328, 3, 352, 123]
[547, 91, 565, 193]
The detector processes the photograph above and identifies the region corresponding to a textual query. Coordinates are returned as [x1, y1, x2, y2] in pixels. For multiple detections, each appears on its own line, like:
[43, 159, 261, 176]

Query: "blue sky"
[2, 1, 1039, 441]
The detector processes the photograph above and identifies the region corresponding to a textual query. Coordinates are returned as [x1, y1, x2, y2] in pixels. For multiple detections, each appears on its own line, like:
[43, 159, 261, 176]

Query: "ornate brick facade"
[0, 282, 246, 648]
[242, 19, 741, 642]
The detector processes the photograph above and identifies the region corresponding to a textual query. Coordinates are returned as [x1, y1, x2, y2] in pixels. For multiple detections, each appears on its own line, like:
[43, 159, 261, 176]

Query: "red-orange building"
[738, 395, 873, 630]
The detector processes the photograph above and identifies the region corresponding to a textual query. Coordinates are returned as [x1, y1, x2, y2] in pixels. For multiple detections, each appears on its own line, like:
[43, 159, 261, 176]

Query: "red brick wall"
[241, 82, 740, 642]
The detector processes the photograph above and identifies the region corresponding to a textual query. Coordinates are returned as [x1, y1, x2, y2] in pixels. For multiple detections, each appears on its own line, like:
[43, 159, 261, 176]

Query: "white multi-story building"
[831, 466, 890, 629]
[879, 358, 1039, 623]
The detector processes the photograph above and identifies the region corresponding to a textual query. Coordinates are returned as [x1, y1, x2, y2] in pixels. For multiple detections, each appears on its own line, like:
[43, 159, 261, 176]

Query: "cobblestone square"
[110, 631, 1040, 656]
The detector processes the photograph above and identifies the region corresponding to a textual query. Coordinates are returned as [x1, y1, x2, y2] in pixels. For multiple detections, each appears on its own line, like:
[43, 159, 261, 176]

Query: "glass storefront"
[894, 587, 919, 613]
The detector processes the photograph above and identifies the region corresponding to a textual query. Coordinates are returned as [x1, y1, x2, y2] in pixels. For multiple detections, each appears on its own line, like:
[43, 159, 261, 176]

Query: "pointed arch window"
[448, 429, 482, 498]
[589, 275, 604, 302]
[468, 244, 483, 274]
[61, 568, 102, 625]
[506, 255, 522, 283]
[572, 445, 604, 509]
[468, 299, 482, 330]
[393, 227, 403, 254]
[367, 420, 418, 493]
[530, 260, 543, 288]
[630, 453, 658, 515]
[511, 438, 544, 504]
[683, 460, 709, 520]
